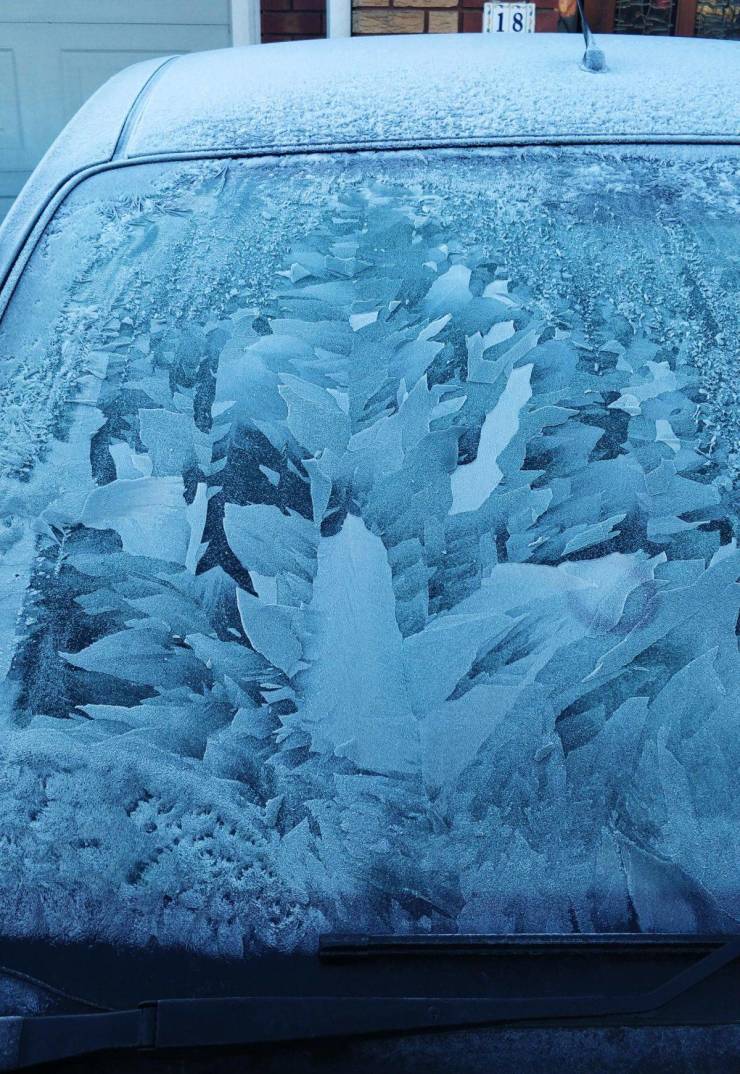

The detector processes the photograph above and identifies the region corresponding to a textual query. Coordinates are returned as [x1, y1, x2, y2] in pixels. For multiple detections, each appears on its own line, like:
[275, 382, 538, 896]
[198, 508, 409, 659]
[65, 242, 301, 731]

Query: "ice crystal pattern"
[0, 150, 738, 956]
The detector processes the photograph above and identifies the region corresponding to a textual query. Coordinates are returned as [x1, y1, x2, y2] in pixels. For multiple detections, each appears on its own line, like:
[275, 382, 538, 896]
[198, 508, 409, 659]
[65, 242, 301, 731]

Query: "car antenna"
[575, 0, 606, 72]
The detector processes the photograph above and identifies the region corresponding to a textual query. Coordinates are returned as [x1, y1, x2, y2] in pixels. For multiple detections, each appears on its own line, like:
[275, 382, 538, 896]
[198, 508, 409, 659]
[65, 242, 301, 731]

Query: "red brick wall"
[262, 0, 326, 42]
[262, 0, 559, 40]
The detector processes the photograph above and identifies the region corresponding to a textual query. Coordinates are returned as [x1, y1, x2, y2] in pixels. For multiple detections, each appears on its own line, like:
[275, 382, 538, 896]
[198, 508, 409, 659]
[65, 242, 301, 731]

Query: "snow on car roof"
[1, 35, 738, 312]
[122, 35, 740, 157]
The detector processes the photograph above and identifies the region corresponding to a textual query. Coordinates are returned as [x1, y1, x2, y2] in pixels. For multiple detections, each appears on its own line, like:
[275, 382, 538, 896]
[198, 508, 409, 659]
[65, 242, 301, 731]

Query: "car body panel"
[119, 36, 740, 159]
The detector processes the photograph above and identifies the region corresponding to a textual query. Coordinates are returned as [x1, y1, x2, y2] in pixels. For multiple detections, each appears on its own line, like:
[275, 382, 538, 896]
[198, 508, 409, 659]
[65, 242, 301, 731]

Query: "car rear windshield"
[0, 147, 738, 961]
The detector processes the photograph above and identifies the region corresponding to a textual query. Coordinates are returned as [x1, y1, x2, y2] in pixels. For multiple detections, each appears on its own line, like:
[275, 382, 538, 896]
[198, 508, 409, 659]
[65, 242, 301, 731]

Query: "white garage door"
[0, 0, 233, 222]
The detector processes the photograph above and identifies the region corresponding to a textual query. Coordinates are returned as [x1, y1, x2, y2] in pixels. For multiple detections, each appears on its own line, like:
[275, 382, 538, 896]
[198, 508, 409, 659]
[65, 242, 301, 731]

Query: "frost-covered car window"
[0, 148, 738, 961]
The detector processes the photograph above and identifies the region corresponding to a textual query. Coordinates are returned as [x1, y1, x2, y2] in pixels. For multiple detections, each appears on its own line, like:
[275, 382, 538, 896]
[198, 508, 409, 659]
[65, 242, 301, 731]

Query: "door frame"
[230, 0, 262, 43]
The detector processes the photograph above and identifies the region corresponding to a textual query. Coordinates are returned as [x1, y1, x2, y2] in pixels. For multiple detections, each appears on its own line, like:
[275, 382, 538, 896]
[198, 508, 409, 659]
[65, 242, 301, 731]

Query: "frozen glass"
[0, 147, 738, 961]
[695, 0, 740, 37]
[613, 0, 677, 35]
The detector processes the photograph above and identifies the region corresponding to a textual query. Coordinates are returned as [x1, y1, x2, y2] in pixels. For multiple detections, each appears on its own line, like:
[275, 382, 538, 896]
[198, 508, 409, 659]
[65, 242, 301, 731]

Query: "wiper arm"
[3, 935, 739, 1070]
[1, 1009, 151, 1071]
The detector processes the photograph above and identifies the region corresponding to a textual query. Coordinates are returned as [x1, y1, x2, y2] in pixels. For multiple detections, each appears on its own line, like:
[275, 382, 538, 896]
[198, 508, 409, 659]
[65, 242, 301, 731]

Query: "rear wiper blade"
[3, 934, 739, 1071]
[318, 931, 733, 959]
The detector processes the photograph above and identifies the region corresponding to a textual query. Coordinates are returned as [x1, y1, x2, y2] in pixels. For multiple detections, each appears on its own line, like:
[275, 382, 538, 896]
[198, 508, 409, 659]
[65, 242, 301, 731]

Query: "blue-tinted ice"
[0, 148, 737, 956]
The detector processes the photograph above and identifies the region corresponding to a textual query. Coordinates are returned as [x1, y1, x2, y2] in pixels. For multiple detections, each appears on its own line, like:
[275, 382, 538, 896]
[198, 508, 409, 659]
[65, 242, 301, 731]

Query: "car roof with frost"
[121, 34, 740, 157]
[1, 34, 739, 301]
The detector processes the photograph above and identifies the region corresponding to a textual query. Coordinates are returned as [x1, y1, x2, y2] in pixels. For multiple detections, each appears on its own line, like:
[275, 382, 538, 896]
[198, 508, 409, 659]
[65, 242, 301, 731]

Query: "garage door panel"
[0, 50, 22, 152]
[0, 1, 231, 26]
[0, 5, 232, 223]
